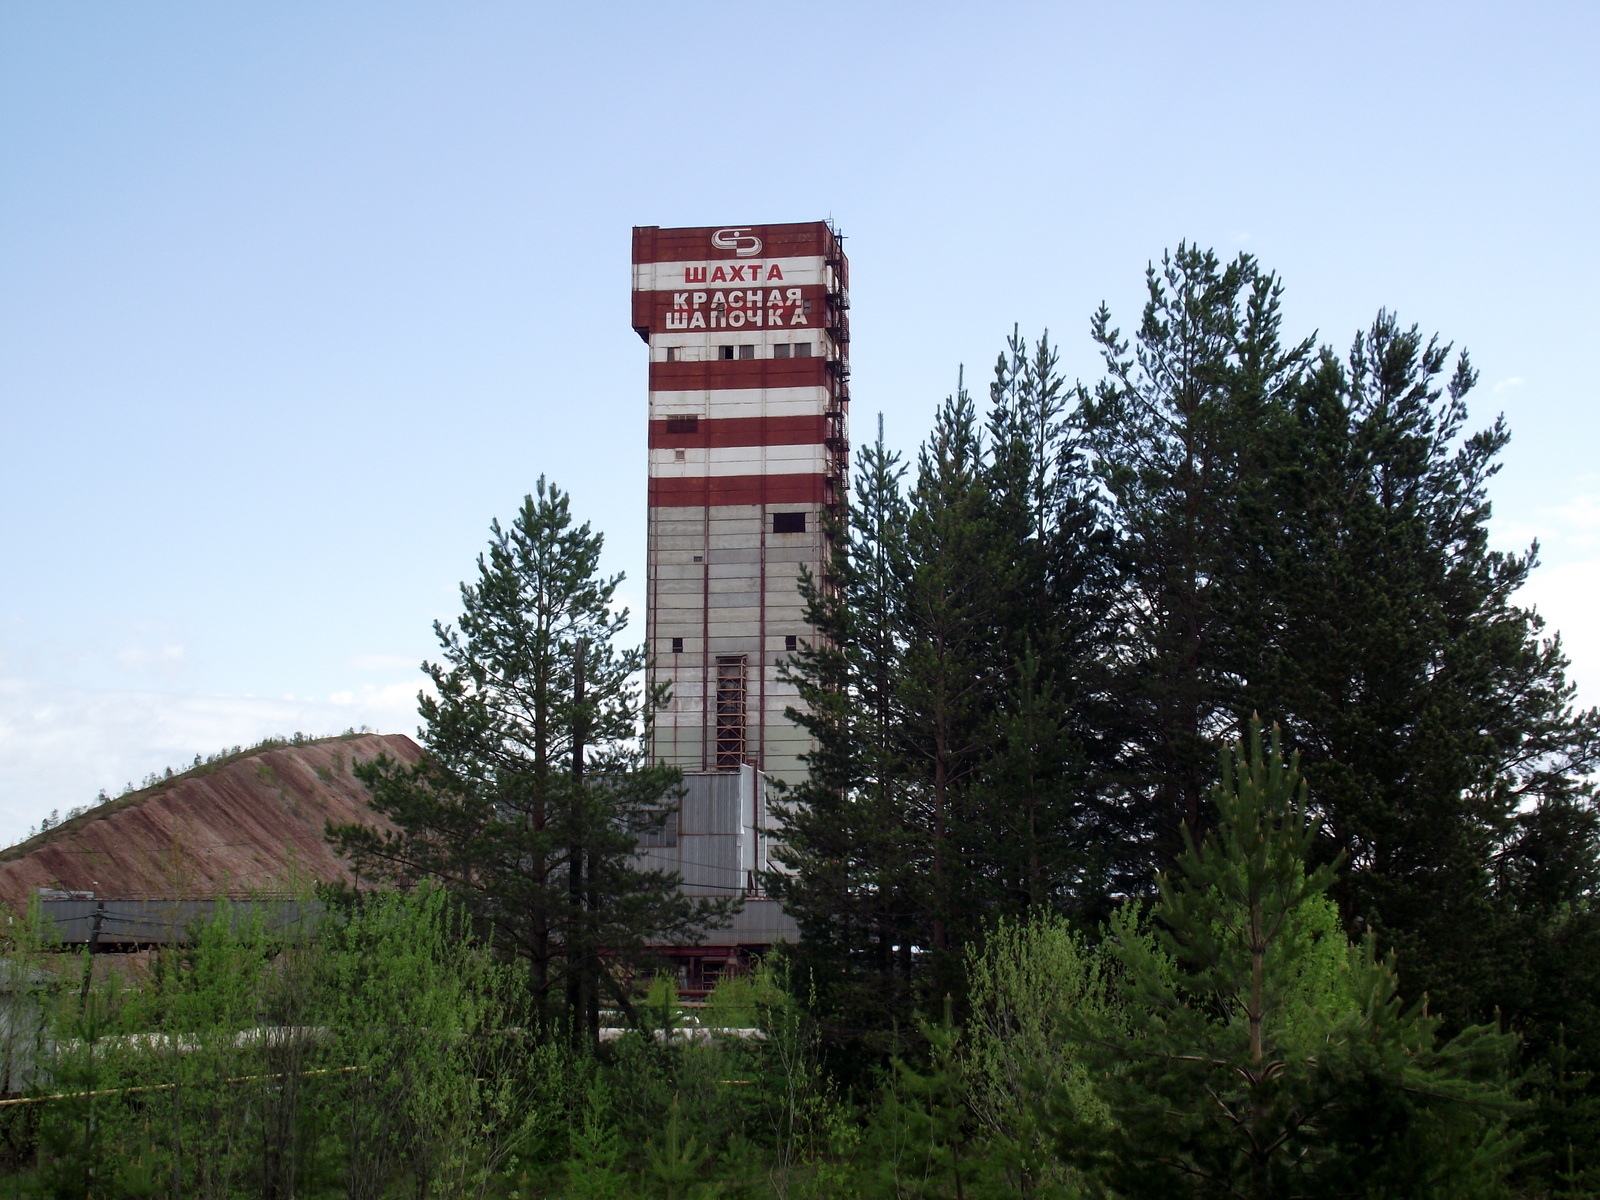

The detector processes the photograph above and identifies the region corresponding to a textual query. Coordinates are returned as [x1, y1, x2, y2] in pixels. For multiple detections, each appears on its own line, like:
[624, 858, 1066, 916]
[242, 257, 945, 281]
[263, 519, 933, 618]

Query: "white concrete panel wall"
[649, 445, 829, 476]
[648, 386, 831, 418]
[646, 505, 821, 758]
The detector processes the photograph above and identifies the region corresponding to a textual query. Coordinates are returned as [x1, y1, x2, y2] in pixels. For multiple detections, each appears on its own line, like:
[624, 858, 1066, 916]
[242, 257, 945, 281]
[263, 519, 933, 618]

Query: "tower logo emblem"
[711, 227, 762, 257]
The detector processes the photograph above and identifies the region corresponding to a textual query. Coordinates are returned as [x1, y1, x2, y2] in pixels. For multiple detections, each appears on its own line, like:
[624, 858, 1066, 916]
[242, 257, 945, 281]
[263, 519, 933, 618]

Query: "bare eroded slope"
[0, 733, 416, 906]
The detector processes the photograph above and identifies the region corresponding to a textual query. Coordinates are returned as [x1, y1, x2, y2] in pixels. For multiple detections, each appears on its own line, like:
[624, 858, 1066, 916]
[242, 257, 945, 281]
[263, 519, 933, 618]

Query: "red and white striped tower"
[632, 222, 849, 788]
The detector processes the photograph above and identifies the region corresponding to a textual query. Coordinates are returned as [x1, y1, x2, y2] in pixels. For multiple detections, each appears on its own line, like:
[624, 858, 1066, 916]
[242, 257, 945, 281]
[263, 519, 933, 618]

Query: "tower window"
[794, 342, 811, 358]
[718, 345, 734, 360]
[774, 343, 791, 358]
[785, 635, 798, 652]
[772, 512, 806, 534]
[671, 637, 684, 654]
[665, 346, 677, 362]
[674, 449, 686, 462]
[666, 415, 699, 433]
[739, 344, 755, 359]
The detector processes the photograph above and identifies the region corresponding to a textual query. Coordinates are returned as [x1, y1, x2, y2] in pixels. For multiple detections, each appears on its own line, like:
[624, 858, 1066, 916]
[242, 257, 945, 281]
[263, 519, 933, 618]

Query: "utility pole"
[568, 638, 587, 1048]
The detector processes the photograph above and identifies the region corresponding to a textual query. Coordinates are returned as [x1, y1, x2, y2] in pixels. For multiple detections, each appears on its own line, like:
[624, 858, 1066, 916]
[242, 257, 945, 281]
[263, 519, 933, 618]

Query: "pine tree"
[777, 251, 1600, 1137]
[1233, 311, 1600, 1026]
[1086, 252, 1600, 1048]
[861, 997, 999, 1200]
[1085, 246, 1312, 852]
[1057, 719, 1520, 1199]
[1247, 311, 1600, 1181]
[1501, 849, 1600, 1190]
[330, 478, 729, 1035]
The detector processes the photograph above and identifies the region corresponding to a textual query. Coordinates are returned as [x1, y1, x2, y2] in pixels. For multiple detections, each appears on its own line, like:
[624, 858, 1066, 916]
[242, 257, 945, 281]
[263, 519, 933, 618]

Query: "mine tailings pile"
[0, 733, 412, 907]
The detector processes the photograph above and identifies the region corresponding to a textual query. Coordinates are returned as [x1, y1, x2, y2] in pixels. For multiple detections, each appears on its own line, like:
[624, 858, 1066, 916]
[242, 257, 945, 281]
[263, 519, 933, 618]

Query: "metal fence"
[33, 898, 320, 950]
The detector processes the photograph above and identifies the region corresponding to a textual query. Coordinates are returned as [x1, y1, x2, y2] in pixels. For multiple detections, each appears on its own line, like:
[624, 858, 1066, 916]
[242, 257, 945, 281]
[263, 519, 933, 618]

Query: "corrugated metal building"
[631, 222, 850, 988]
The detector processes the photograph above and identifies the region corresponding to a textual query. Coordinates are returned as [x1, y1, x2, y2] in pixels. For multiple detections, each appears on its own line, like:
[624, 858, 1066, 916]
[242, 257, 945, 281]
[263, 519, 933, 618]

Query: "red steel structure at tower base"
[631, 221, 850, 991]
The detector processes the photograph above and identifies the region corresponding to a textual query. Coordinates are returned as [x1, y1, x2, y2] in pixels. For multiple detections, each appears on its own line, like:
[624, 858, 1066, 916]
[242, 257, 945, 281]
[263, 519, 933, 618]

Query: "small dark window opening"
[773, 343, 791, 358]
[802, 298, 813, 314]
[671, 637, 684, 654]
[772, 512, 806, 534]
[665, 415, 699, 434]
[794, 342, 811, 358]
[665, 346, 677, 362]
[739, 344, 755, 359]
[636, 808, 677, 848]
[785, 634, 798, 652]
[718, 345, 735, 360]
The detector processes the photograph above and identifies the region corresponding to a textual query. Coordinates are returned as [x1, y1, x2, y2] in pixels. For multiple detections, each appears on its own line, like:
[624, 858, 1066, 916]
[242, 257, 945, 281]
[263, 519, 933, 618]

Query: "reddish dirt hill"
[0, 733, 418, 907]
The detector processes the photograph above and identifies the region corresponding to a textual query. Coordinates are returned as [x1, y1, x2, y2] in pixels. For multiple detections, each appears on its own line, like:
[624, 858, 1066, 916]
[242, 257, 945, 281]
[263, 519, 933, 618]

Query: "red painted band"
[648, 358, 833, 392]
[632, 222, 840, 266]
[648, 415, 828, 449]
[648, 473, 828, 507]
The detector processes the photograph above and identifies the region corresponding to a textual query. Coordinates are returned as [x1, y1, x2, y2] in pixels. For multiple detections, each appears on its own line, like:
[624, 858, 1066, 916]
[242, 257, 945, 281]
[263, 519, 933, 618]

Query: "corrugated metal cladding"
[631, 768, 800, 966]
[632, 221, 849, 790]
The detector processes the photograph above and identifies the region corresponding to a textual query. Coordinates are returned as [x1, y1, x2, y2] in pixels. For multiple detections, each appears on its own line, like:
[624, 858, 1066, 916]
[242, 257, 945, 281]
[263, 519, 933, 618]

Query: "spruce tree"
[778, 342, 1124, 1030]
[771, 418, 926, 1043]
[330, 478, 729, 1036]
[980, 328, 1123, 917]
[897, 376, 1014, 995]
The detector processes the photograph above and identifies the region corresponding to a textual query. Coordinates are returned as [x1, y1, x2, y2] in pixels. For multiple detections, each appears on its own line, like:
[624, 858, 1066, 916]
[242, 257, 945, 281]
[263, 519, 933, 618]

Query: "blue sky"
[2, 2, 1597, 844]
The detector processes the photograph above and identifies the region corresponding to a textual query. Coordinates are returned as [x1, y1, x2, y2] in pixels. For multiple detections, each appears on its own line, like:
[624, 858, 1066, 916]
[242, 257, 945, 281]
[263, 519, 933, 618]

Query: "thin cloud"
[346, 652, 418, 672]
[1549, 493, 1600, 535]
[329, 681, 426, 711]
[1493, 376, 1525, 394]
[0, 676, 422, 847]
[1515, 561, 1600, 709]
[115, 643, 186, 674]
